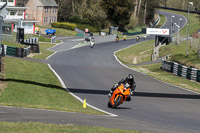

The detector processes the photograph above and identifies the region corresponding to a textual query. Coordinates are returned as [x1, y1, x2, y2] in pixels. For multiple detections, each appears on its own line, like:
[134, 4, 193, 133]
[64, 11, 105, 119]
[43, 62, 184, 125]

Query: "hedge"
[51, 22, 77, 31]
[77, 24, 101, 32]
[51, 22, 101, 32]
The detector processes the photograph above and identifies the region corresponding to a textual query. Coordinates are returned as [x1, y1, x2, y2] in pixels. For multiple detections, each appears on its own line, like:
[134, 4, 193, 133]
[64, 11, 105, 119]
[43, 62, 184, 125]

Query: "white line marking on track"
[114, 43, 200, 95]
[47, 64, 118, 117]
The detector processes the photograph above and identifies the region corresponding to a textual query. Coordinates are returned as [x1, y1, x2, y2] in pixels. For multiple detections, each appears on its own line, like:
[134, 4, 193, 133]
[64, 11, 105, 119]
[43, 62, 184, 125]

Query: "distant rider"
[136, 36, 140, 42]
[116, 35, 119, 43]
[108, 74, 136, 101]
[123, 35, 126, 41]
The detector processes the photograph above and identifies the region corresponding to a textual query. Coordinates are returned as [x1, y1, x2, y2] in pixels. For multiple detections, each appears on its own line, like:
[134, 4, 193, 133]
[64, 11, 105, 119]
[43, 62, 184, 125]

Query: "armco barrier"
[161, 59, 200, 83]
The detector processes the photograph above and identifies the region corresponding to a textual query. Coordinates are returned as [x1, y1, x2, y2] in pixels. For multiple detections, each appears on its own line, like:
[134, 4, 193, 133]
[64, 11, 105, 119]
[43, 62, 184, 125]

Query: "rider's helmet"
[127, 74, 134, 84]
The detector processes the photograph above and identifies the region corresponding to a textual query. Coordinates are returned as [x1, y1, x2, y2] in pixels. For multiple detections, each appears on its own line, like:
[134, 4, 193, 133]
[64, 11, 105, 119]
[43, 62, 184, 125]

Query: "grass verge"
[36, 25, 77, 36]
[31, 42, 55, 60]
[159, 42, 200, 69]
[0, 39, 105, 115]
[116, 40, 154, 64]
[160, 9, 200, 37]
[156, 14, 166, 28]
[0, 57, 104, 115]
[0, 122, 144, 133]
[127, 63, 200, 93]
[116, 39, 200, 93]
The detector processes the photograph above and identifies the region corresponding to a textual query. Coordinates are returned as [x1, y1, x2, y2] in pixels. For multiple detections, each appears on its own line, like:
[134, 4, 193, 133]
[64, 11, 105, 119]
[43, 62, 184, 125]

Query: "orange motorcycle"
[108, 83, 131, 108]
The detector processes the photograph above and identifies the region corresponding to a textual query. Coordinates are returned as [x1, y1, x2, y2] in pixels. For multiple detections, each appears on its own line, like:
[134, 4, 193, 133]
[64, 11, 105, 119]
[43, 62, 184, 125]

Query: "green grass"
[31, 42, 55, 60]
[116, 40, 154, 64]
[160, 9, 200, 37]
[159, 42, 200, 69]
[36, 25, 77, 36]
[0, 122, 144, 133]
[0, 57, 104, 115]
[156, 14, 166, 28]
[116, 39, 200, 93]
[129, 63, 200, 93]
[2, 40, 25, 48]
[128, 25, 147, 33]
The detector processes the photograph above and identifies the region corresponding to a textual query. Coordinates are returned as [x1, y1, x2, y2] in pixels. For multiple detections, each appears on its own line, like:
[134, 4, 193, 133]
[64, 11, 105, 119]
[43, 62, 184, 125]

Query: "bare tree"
[143, 0, 147, 24]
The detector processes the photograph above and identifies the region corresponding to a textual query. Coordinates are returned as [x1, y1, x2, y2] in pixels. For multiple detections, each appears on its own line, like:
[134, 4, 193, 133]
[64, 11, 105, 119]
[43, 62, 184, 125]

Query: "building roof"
[6, 7, 28, 10]
[39, 0, 58, 7]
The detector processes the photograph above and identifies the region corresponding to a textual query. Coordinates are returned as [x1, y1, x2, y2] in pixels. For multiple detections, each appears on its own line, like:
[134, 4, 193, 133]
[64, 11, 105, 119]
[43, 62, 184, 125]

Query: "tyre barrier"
[1, 45, 31, 58]
[23, 43, 40, 53]
[161, 59, 200, 83]
[24, 38, 39, 44]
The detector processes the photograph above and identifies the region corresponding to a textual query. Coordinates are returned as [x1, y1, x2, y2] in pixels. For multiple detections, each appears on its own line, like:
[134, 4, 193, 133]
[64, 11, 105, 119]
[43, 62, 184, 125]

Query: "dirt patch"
[27, 53, 41, 58]
[0, 57, 7, 96]
[133, 57, 137, 64]
[139, 49, 152, 55]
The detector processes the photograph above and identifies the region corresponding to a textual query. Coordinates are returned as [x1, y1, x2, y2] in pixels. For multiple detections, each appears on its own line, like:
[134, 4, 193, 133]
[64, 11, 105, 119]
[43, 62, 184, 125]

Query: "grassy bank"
[160, 9, 200, 37]
[116, 40, 154, 64]
[156, 14, 166, 28]
[31, 42, 55, 60]
[159, 41, 200, 69]
[116, 9, 200, 92]
[0, 37, 104, 115]
[158, 9, 200, 68]
[116, 40, 200, 92]
[0, 57, 103, 115]
[0, 122, 144, 133]
[36, 25, 77, 36]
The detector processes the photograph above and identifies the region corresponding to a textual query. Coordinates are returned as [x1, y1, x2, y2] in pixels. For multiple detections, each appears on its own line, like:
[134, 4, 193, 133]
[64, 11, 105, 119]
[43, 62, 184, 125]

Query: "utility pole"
[171, 15, 175, 52]
[0, 17, 2, 72]
[186, 2, 193, 57]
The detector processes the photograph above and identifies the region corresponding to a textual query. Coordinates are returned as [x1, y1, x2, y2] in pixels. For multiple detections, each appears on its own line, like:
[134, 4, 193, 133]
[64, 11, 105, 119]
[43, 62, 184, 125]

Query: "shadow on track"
[134, 92, 200, 99]
[0, 78, 63, 90]
[68, 88, 200, 99]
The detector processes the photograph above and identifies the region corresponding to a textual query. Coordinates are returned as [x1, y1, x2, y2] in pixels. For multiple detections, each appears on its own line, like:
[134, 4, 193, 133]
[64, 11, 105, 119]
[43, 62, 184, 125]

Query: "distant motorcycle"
[90, 37, 95, 48]
[116, 37, 119, 43]
[108, 83, 131, 108]
[136, 36, 140, 42]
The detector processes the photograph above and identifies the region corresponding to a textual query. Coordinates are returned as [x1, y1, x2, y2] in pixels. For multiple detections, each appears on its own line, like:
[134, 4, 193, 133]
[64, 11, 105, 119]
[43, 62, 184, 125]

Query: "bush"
[51, 22, 61, 28]
[69, 16, 91, 25]
[51, 22, 77, 31]
[51, 22, 101, 32]
[60, 22, 77, 30]
[77, 24, 101, 32]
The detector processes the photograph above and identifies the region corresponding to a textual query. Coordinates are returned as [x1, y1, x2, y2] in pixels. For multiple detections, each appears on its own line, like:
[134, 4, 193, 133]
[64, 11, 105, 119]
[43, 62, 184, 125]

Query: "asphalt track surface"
[1, 11, 200, 133]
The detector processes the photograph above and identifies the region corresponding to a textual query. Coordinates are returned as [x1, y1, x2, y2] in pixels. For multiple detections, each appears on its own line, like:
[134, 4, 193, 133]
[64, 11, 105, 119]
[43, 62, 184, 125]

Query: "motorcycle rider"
[136, 36, 140, 42]
[108, 74, 136, 101]
[116, 35, 119, 43]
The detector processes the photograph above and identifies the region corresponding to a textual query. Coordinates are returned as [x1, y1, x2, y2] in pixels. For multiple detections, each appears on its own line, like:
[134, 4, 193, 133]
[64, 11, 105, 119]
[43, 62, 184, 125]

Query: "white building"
[0, 0, 37, 34]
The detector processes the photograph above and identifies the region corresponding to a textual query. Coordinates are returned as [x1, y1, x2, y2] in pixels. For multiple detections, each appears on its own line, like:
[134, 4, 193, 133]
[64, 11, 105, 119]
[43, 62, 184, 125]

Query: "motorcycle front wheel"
[107, 102, 112, 108]
[113, 96, 122, 108]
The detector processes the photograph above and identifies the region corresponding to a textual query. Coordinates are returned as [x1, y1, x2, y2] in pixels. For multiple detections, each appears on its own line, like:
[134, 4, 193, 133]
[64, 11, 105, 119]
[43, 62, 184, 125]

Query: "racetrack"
[45, 11, 200, 132]
[1, 11, 200, 133]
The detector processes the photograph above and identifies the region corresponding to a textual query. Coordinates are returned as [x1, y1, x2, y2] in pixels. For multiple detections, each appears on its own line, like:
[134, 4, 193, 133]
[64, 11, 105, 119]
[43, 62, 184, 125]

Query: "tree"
[16, 0, 29, 6]
[102, 0, 133, 31]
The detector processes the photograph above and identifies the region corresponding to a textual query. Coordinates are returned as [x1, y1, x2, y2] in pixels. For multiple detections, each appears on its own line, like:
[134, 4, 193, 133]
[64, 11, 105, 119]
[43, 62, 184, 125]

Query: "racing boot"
[126, 95, 131, 101]
[108, 91, 113, 98]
